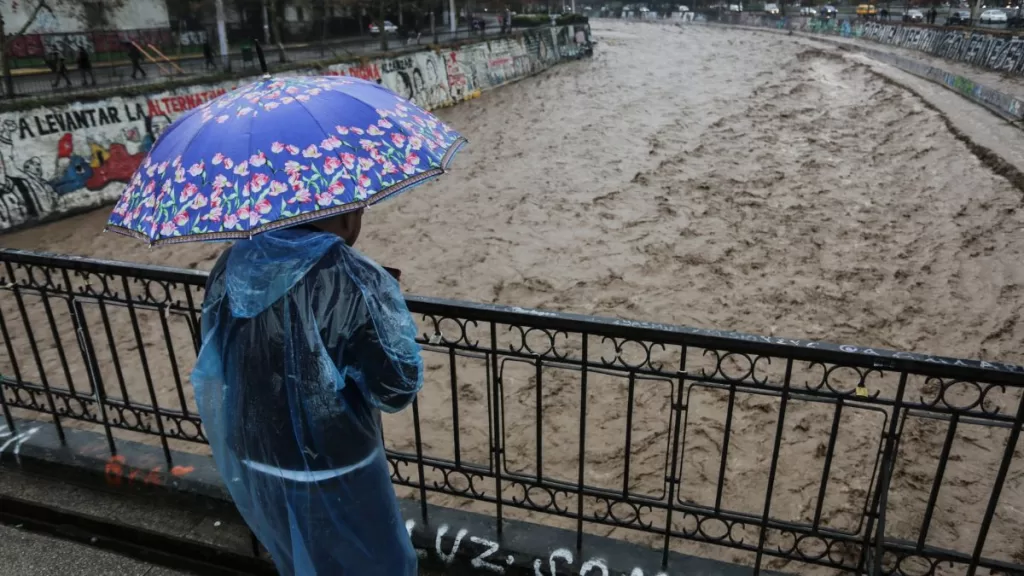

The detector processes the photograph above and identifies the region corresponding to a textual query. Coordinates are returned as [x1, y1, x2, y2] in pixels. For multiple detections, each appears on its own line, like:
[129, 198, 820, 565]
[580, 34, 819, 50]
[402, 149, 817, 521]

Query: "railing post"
[661, 349, 687, 569]
[753, 357, 794, 574]
[575, 333, 588, 552]
[859, 372, 908, 575]
[967, 390, 1024, 575]
[489, 321, 504, 534]
[3, 260, 64, 443]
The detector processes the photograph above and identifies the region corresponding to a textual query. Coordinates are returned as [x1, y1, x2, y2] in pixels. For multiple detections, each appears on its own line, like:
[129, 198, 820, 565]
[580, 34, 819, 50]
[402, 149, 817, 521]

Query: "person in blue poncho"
[191, 208, 422, 576]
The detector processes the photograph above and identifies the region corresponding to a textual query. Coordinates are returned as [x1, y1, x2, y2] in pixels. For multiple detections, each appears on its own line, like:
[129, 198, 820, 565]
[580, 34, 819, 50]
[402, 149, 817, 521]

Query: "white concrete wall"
[109, 0, 171, 30]
[2, 0, 170, 34]
[0, 25, 591, 231]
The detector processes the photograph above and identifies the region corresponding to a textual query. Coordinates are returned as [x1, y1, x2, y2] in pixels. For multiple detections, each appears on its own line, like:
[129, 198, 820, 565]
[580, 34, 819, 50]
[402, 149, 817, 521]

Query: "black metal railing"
[1, 247, 1022, 575]
[1, 25, 522, 100]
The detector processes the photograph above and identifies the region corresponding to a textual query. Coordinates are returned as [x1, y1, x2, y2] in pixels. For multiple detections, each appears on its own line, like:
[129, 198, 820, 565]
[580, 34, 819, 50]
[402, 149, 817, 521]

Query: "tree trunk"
[432, 6, 439, 44]
[215, 0, 229, 68]
[261, 0, 271, 44]
[380, 0, 389, 51]
[270, 0, 286, 62]
[2, 1, 55, 99]
[0, 17, 13, 99]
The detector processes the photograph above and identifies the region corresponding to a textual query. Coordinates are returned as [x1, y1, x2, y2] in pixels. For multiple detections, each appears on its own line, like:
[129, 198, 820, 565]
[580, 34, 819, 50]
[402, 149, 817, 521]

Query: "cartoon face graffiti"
[23, 157, 43, 180]
[426, 58, 441, 86]
[396, 71, 414, 101]
[52, 156, 94, 195]
[142, 113, 172, 153]
[413, 69, 425, 95]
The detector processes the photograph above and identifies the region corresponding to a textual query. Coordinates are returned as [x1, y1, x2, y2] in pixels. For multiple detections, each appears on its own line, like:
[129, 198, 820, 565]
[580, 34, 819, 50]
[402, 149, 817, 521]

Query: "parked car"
[799, 6, 817, 15]
[947, 9, 972, 24]
[764, 2, 780, 14]
[729, 4, 742, 11]
[369, 20, 398, 34]
[904, 8, 925, 21]
[980, 8, 1009, 21]
[820, 5, 839, 17]
[856, 4, 878, 17]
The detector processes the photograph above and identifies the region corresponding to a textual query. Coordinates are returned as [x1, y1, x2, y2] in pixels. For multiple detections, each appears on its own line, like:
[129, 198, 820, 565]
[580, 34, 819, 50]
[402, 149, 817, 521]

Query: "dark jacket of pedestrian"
[77, 47, 91, 70]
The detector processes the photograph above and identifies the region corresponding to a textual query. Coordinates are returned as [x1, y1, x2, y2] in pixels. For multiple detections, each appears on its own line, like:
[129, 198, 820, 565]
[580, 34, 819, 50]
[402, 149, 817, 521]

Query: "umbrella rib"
[244, 81, 263, 239]
[146, 91, 234, 243]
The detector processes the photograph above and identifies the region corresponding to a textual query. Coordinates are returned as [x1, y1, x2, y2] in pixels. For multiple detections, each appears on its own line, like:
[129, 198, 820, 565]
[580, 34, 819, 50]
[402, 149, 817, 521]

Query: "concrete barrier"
[0, 25, 592, 233]
[733, 13, 1024, 76]
[697, 17, 1024, 124]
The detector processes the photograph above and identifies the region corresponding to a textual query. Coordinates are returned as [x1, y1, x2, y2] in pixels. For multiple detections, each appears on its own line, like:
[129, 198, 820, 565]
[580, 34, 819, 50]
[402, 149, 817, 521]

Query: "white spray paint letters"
[405, 518, 670, 575]
[435, 524, 470, 564]
[468, 536, 508, 573]
[0, 424, 41, 464]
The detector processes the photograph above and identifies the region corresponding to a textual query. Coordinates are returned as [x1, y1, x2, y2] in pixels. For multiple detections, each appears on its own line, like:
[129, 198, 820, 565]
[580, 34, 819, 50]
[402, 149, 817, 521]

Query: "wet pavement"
[0, 524, 194, 576]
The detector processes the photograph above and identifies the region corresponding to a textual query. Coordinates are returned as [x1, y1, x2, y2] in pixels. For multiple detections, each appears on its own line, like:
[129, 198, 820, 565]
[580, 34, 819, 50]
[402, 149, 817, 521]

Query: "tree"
[0, 0, 125, 98]
[0, 0, 55, 97]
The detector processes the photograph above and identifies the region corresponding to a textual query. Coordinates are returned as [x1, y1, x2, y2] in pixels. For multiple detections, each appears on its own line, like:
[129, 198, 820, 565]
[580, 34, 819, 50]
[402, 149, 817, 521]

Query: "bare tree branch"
[4, 0, 55, 50]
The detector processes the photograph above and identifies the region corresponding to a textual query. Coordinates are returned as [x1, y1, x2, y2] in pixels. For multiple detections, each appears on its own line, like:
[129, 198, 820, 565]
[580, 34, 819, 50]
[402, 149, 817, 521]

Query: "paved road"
[7, 25, 509, 99]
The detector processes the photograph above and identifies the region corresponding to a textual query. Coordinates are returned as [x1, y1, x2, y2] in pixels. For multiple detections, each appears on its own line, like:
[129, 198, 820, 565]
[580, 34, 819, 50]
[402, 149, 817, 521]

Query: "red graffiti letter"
[105, 455, 125, 487]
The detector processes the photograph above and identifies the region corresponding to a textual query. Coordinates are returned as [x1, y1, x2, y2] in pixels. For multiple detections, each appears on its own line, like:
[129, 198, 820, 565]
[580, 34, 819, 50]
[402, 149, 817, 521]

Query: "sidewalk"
[9, 26, 485, 77]
[0, 525, 191, 576]
[5, 25, 495, 99]
[0, 467, 262, 576]
[0, 465, 448, 575]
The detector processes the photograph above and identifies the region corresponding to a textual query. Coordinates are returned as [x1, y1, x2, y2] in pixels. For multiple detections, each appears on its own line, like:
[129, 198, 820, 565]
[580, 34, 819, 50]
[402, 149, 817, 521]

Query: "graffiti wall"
[0, 83, 236, 230]
[0, 25, 591, 232]
[735, 15, 1024, 76]
[714, 15, 1024, 120]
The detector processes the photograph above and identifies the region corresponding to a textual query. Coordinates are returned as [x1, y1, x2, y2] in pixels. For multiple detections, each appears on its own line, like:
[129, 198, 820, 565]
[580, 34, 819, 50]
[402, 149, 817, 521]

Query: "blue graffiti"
[50, 156, 94, 195]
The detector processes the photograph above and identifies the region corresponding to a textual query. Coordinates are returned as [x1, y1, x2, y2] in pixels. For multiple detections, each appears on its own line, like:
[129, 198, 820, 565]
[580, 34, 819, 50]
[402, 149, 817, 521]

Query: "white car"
[369, 20, 399, 34]
[764, 2, 780, 14]
[981, 8, 1008, 21]
[799, 6, 817, 15]
[729, 4, 742, 11]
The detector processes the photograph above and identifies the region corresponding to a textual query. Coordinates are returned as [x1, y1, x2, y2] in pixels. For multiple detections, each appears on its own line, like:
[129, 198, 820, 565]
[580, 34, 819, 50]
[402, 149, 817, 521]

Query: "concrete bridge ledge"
[0, 417, 785, 576]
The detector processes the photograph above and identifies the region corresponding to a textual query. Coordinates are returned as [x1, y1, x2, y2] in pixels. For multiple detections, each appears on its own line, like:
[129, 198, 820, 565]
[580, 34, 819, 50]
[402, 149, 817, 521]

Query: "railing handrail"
[3, 247, 1022, 386]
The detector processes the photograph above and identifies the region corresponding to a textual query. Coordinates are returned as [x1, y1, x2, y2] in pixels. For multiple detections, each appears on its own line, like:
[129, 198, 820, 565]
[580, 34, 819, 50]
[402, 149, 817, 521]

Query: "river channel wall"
[735, 13, 1024, 74]
[0, 25, 591, 233]
[714, 15, 1024, 120]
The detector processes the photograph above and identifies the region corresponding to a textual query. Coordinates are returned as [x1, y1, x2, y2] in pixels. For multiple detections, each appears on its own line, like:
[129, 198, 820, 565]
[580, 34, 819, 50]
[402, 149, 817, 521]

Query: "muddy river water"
[3, 20, 1024, 573]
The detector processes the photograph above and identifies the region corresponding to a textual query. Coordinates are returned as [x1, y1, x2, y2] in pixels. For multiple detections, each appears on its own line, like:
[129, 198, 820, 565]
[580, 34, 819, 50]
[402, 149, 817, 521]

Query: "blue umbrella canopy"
[106, 74, 466, 245]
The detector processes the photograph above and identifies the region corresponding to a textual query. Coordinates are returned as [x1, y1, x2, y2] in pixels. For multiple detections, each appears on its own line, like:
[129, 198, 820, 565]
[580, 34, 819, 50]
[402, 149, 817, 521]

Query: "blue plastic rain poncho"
[191, 226, 423, 576]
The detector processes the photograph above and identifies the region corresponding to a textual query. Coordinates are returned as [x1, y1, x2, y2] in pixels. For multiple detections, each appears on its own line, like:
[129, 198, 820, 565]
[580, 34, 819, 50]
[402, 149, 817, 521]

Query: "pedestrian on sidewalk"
[49, 48, 72, 89]
[124, 41, 147, 79]
[77, 46, 95, 86]
[203, 39, 216, 71]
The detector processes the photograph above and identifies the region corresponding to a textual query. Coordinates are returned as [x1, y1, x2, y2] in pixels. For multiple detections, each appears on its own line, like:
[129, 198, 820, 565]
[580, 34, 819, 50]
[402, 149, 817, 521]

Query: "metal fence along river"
[0, 248, 1022, 575]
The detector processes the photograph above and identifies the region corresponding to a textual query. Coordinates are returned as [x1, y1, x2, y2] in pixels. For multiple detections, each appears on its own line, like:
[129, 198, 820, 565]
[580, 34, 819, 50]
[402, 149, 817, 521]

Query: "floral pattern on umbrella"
[106, 75, 466, 245]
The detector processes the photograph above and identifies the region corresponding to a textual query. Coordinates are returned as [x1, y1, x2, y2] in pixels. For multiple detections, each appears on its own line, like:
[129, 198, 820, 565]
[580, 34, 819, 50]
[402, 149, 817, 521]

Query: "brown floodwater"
[3, 20, 1023, 574]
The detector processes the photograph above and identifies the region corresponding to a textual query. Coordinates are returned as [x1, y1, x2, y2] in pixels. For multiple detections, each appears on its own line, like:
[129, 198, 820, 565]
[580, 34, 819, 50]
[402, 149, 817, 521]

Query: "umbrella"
[105, 70, 466, 246]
